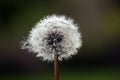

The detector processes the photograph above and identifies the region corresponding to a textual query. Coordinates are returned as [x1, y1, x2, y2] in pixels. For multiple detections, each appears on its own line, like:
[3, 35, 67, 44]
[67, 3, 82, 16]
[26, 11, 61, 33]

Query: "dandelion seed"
[22, 15, 82, 61]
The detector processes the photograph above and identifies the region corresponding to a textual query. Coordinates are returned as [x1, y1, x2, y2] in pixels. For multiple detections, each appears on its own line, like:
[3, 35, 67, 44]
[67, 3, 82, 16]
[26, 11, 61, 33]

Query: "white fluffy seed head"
[21, 15, 82, 61]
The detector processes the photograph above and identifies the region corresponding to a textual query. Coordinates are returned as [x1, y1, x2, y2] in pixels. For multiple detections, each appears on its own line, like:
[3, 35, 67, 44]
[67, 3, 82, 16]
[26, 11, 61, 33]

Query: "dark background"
[0, 0, 120, 80]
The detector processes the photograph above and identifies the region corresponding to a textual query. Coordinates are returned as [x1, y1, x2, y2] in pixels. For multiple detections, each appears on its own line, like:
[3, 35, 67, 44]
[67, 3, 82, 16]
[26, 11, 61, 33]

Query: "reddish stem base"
[54, 53, 59, 80]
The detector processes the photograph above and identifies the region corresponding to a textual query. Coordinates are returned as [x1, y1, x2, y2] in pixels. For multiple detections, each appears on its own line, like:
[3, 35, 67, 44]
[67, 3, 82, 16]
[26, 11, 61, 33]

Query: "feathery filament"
[21, 15, 82, 61]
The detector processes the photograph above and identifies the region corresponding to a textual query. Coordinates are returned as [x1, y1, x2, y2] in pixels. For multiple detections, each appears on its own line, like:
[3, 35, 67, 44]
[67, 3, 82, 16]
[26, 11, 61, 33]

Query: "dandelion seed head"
[22, 15, 82, 61]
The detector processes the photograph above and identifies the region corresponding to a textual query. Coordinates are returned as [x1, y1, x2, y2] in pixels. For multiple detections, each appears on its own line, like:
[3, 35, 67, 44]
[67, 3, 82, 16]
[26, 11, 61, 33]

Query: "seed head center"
[47, 32, 63, 49]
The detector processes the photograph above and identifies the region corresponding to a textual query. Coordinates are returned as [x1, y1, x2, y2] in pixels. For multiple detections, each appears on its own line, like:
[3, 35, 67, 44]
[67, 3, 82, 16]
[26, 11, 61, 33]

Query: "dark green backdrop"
[0, 0, 120, 80]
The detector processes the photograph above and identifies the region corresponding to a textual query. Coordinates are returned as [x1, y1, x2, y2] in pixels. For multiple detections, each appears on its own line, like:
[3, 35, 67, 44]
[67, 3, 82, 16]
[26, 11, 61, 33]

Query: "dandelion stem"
[54, 51, 59, 80]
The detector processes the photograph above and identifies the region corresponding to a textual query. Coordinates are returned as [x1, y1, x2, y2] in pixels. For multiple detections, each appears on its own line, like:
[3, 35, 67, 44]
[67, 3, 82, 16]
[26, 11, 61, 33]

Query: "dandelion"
[21, 15, 82, 80]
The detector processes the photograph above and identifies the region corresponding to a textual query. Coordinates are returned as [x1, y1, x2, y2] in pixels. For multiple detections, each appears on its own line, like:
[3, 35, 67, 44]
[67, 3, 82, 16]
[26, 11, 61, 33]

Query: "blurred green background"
[0, 0, 120, 80]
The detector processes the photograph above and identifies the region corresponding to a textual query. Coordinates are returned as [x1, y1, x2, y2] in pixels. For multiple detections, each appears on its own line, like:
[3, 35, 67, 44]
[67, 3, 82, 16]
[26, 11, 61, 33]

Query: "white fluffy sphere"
[22, 15, 82, 61]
